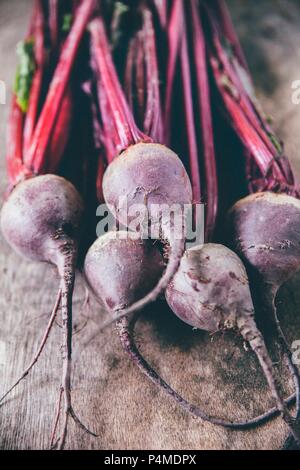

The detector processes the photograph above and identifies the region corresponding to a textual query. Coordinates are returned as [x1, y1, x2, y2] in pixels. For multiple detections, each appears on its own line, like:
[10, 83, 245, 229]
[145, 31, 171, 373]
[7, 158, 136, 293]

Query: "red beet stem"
[210, 44, 285, 173]
[164, 0, 184, 143]
[180, 7, 201, 207]
[6, 98, 29, 187]
[32, 0, 44, 68]
[209, 52, 293, 190]
[6, 0, 43, 186]
[95, 75, 122, 163]
[25, 0, 96, 174]
[27, 0, 40, 36]
[96, 154, 106, 204]
[215, 4, 298, 194]
[72, 0, 81, 13]
[23, 0, 45, 157]
[205, 3, 298, 194]
[124, 37, 136, 111]
[209, 13, 278, 158]
[45, 88, 73, 174]
[82, 79, 107, 205]
[49, 0, 59, 50]
[211, 57, 275, 172]
[212, 0, 249, 71]
[143, 9, 164, 143]
[190, 1, 218, 241]
[135, 32, 146, 124]
[153, 0, 168, 29]
[89, 18, 150, 157]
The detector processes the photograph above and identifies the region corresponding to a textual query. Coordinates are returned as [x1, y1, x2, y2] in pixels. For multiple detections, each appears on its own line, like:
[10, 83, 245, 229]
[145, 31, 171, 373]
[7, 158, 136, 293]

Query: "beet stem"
[0, 289, 61, 405]
[205, 2, 298, 194]
[23, 0, 45, 156]
[135, 33, 146, 124]
[6, 0, 45, 186]
[216, 29, 277, 159]
[6, 97, 28, 187]
[190, 1, 218, 241]
[180, 7, 201, 207]
[28, 0, 39, 36]
[164, 0, 184, 144]
[206, 4, 278, 159]
[26, 0, 95, 173]
[49, 0, 59, 50]
[143, 9, 164, 143]
[116, 315, 292, 429]
[124, 37, 136, 112]
[153, 0, 168, 29]
[212, 0, 249, 71]
[89, 17, 150, 156]
[210, 55, 276, 174]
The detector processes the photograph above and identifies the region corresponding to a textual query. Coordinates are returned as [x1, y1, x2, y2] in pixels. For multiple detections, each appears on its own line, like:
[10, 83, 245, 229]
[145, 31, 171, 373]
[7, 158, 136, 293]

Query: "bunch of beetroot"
[1, 0, 300, 450]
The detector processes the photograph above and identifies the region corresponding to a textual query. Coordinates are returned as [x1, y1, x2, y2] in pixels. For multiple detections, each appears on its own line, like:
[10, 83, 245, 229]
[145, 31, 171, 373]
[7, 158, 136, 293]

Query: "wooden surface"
[1, 0, 300, 450]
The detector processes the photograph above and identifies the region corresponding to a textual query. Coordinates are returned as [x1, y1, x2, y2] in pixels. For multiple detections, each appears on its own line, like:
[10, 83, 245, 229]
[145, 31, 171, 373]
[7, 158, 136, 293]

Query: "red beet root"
[229, 193, 300, 291]
[84, 231, 165, 312]
[0, 175, 95, 449]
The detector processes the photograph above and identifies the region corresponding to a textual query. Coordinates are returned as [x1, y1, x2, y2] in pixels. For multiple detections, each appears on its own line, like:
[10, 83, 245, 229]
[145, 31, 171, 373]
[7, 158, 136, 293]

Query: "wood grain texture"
[1, 0, 300, 450]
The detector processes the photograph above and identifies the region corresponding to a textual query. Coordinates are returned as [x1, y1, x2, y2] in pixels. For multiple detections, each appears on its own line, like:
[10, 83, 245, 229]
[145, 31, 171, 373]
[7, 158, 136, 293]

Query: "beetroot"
[0, 177, 88, 450]
[84, 231, 165, 312]
[229, 193, 300, 295]
[1, 175, 83, 265]
[228, 193, 300, 415]
[166, 243, 300, 442]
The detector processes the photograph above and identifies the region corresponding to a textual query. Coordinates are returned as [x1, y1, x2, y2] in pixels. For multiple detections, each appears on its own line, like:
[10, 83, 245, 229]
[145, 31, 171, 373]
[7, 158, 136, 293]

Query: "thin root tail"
[116, 314, 289, 430]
